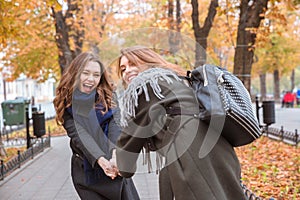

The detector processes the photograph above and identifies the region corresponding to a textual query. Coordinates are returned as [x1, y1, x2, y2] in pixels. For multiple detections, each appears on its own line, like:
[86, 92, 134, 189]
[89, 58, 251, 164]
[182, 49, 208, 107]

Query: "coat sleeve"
[107, 108, 121, 155]
[116, 77, 198, 178]
[108, 93, 122, 152]
[63, 111, 106, 167]
[116, 123, 148, 178]
[116, 83, 170, 178]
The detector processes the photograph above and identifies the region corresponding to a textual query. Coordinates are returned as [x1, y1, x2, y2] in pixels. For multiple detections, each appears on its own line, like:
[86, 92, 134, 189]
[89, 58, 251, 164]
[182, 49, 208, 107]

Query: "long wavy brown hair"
[117, 46, 186, 87]
[53, 52, 114, 125]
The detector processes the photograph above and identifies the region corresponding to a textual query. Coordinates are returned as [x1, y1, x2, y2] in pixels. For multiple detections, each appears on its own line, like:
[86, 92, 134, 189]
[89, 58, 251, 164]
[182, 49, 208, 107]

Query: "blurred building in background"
[0, 73, 56, 103]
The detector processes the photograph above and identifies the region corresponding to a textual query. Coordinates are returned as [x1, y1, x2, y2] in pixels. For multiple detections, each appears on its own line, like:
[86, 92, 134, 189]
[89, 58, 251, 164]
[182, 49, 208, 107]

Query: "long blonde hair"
[117, 46, 186, 81]
[53, 52, 114, 125]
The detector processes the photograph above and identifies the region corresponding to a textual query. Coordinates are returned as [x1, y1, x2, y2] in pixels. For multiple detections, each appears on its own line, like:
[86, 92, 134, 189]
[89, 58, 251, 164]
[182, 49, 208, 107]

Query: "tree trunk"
[191, 0, 218, 68]
[0, 128, 6, 156]
[70, 1, 84, 56]
[291, 69, 295, 91]
[0, 141, 7, 157]
[168, 0, 174, 30]
[176, 0, 181, 33]
[259, 73, 266, 101]
[51, 0, 85, 74]
[168, 0, 175, 53]
[273, 69, 280, 102]
[168, 0, 181, 55]
[3, 79, 6, 101]
[233, 0, 269, 93]
[51, 8, 73, 74]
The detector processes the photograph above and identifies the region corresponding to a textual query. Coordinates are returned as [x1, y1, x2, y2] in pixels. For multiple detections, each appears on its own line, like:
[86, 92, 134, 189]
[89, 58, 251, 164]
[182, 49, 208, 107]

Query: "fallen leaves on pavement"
[235, 136, 299, 199]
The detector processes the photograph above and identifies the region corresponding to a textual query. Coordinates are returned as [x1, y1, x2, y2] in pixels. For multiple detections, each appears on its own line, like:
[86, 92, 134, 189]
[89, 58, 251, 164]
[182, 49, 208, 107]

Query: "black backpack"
[184, 64, 262, 147]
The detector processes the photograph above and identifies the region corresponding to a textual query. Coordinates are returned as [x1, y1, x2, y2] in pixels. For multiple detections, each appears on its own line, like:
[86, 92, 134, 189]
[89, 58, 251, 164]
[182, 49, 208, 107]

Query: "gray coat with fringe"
[116, 68, 246, 200]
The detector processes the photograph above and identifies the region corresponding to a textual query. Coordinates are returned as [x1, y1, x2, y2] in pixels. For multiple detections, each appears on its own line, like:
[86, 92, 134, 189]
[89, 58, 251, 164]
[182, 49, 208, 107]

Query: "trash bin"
[32, 111, 46, 137]
[262, 100, 275, 125]
[1, 99, 26, 126]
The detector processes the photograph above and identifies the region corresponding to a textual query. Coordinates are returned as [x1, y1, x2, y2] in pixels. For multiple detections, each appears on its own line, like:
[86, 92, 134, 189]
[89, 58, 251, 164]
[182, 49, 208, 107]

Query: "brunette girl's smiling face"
[79, 61, 101, 94]
[119, 56, 148, 85]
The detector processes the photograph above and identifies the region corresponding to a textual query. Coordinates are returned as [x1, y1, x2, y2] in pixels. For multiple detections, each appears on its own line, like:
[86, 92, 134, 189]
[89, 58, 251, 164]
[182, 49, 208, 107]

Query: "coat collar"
[118, 67, 181, 127]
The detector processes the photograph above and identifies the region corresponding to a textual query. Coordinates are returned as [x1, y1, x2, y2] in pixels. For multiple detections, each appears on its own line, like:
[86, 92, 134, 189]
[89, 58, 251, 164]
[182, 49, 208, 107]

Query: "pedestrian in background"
[282, 91, 295, 108]
[115, 46, 246, 200]
[53, 52, 139, 200]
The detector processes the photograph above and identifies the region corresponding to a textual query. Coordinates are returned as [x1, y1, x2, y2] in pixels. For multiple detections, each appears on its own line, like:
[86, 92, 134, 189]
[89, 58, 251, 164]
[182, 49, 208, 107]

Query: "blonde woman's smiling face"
[119, 56, 148, 85]
[79, 61, 101, 94]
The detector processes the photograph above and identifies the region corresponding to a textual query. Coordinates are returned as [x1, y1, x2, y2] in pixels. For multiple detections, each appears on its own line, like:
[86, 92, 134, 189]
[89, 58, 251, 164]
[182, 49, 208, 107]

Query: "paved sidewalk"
[268, 104, 300, 131]
[0, 136, 159, 200]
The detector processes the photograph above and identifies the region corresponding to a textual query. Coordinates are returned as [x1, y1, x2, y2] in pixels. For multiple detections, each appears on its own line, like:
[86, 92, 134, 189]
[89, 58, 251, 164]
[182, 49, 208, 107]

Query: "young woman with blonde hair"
[115, 46, 246, 200]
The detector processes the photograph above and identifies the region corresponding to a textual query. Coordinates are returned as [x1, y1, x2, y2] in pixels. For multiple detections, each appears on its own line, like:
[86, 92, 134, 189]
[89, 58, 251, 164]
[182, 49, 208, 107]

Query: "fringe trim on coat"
[118, 68, 181, 127]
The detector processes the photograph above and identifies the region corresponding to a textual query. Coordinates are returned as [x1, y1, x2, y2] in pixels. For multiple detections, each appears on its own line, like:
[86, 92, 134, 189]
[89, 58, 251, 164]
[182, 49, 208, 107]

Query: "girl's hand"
[97, 157, 117, 179]
[109, 149, 120, 177]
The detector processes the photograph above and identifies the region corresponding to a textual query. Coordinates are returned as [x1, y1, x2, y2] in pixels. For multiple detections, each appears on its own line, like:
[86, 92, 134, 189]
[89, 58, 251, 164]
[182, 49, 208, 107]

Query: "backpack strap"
[165, 106, 199, 118]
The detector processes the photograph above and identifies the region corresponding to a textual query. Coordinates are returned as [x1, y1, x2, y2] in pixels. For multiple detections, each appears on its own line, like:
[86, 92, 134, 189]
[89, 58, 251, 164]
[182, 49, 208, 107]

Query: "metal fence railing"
[264, 126, 299, 146]
[0, 136, 51, 181]
[241, 182, 262, 200]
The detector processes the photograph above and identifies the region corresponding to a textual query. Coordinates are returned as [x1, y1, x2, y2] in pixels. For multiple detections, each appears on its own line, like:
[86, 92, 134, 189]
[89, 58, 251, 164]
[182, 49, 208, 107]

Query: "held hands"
[97, 151, 119, 180]
[109, 149, 121, 177]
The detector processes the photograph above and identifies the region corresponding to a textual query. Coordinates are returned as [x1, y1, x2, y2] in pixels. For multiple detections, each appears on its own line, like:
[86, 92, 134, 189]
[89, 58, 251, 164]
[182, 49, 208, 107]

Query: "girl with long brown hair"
[53, 52, 139, 200]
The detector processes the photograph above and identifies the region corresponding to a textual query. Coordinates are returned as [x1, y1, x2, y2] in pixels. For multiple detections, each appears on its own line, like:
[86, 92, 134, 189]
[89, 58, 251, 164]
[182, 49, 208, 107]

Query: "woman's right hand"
[97, 157, 118, 179]
[109, 149, 120, 176]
